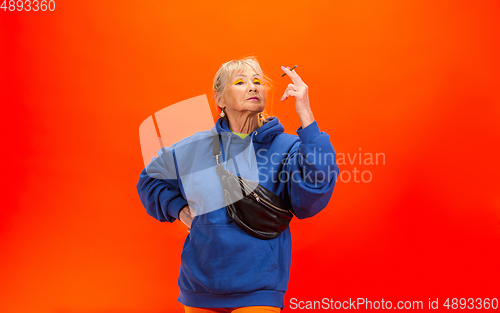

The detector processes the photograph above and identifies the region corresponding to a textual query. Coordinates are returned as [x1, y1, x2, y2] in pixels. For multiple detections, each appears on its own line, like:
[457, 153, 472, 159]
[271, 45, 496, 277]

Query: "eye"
[232, 79, 245, 85]
[253, 79, 262, 85]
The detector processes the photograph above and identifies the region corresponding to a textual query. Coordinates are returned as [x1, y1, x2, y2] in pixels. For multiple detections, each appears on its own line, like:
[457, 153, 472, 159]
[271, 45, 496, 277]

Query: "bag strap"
[212, 134, 243, 175]
[212, 134, 221, 165]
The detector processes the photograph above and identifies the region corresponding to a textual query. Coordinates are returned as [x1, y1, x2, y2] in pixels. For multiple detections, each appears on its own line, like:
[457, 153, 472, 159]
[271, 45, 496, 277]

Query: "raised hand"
[280, 66, 315, 128]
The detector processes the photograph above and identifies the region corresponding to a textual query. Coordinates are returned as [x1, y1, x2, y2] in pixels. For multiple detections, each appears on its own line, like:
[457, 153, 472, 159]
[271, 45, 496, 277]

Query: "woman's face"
[221, 66, 266, 116]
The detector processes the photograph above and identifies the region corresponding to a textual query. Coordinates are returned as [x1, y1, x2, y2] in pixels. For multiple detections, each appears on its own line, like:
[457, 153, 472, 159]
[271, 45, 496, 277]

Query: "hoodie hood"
[211, 117, 285, 144]
[210, 117, 284, 172]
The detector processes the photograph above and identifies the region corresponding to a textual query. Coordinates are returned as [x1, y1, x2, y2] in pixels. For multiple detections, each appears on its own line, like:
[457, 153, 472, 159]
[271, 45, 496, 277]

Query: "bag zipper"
[231, 172, 290, 213]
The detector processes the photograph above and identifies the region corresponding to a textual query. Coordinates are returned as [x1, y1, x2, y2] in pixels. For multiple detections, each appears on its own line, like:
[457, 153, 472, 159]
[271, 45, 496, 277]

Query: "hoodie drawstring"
[248, 131, 257, 170]
[224, 134, 232, 170]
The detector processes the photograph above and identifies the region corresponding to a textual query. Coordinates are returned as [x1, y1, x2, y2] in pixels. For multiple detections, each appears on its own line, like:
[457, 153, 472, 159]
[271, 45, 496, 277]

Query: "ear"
[214, 92, 225, 109]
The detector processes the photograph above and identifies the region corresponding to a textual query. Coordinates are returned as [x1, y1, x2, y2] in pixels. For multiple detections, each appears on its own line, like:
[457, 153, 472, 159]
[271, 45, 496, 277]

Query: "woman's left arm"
[280, 66, 339, 219]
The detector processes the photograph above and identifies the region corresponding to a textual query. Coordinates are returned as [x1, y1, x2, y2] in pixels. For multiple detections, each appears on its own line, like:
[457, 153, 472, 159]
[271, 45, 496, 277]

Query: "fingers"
[179, 206, 195, 231]
[280, 83, 299, 101]
[182, 205, 196, 218]
[281, 65, 304, 85]
[281, 66, 300, 85]
[280, 89, 300, 101]
[188, 206, 196, 218]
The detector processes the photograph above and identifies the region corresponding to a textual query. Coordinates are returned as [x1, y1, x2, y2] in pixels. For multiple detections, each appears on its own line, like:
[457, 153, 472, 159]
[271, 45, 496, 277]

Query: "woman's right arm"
[136, 146, 189, 223]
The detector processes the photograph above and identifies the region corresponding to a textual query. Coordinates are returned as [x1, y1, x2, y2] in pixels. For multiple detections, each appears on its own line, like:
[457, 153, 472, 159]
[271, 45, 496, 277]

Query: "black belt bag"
[212, 134, 294, 240]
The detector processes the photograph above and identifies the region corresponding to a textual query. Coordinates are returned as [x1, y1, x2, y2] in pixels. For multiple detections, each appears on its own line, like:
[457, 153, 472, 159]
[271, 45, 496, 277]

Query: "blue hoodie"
[137, 117, 339, 309]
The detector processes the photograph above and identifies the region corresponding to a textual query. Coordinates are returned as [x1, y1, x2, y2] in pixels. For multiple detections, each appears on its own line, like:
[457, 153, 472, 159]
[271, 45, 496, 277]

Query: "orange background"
[1, 1, 499, 312]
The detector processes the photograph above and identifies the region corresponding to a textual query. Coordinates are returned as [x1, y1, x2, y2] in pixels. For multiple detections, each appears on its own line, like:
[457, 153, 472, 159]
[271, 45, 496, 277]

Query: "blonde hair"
[212, 56, 273, 121]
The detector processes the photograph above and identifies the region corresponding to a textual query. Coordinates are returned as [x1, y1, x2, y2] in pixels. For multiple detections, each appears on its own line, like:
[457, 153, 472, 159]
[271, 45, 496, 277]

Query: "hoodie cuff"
[167, 196, 189, 220]
[296, 120, 321, 144]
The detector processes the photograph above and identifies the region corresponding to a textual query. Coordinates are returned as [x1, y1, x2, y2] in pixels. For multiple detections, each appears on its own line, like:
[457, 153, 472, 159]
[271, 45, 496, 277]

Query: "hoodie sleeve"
[136, 146, 188, 223]
[283, 120, 339, 219]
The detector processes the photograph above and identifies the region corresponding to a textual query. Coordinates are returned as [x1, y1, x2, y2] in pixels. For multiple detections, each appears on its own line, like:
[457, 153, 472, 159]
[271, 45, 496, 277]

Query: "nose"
[248, 81, 258, 92]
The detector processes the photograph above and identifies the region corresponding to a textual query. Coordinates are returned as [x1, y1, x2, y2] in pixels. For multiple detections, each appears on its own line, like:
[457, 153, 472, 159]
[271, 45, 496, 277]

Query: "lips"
[247, 97, 259, 100]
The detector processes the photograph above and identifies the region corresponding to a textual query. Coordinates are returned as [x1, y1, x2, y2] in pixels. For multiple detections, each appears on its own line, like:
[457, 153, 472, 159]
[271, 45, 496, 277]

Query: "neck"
[226, 112, 261, 134]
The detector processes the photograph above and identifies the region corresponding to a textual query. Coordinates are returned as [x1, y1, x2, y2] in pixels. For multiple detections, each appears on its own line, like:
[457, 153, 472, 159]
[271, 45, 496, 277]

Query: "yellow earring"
[220, 111, 225, 118]
[259, 112, 263, 118]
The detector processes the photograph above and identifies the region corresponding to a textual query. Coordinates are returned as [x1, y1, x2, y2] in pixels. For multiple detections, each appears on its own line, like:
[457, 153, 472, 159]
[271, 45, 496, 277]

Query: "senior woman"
[137, 57, 339, 312]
